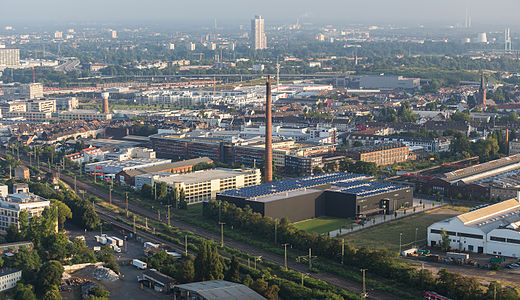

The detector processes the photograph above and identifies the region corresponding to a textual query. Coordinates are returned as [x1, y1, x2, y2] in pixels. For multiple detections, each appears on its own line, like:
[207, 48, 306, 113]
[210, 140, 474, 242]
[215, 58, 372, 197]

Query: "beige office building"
[0, 49, 20, 68]
[251, 16, 267, 50]
[154, 168, 261, 204]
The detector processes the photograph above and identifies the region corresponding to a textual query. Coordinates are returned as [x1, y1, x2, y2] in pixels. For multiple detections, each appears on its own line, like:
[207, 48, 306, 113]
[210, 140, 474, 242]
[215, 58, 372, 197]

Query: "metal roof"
[220, 172, 371, 199]
[457, 198, 520, 225]
[174, 280, 266, 300]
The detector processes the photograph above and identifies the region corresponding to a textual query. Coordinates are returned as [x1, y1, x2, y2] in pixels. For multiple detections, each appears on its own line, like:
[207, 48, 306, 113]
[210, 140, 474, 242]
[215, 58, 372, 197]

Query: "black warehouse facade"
[216, 172, 413, 222]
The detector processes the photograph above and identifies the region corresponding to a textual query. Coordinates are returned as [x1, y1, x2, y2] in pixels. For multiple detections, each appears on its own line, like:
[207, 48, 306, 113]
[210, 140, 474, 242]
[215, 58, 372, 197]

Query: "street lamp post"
[361, 269, 368, 298]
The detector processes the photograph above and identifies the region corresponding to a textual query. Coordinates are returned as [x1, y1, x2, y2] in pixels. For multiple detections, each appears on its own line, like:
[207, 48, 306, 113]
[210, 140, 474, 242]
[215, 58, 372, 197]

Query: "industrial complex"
[428, 197, 520, 257]
[217, 172, 413, 222]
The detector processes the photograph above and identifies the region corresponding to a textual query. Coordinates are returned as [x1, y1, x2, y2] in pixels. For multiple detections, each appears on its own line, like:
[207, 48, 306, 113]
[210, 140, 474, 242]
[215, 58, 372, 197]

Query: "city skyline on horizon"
[1, 0, 520, 28]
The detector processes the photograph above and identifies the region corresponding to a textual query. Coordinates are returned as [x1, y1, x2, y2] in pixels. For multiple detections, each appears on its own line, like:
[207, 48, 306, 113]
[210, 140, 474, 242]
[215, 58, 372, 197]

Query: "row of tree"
[202, 200, 518, 299]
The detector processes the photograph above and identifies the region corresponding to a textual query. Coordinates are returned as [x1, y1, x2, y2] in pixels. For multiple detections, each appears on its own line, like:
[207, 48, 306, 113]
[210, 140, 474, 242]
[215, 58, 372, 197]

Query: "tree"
[179, 188, 187, 209]
[37, 260, 64, 294]
[13, 283, 37, 300]
[9, 248, 41, 273]
[194, 241, 223, 281]
[242, 274, 253, 287]
[43, 233, 70, 261]
[156, 182, 168, 201]
[264, 285, 280, 300]
[89, 285, 110, 298]
[141, 184, 153, 199]
[43, 287, 61, 300]
[225, 256, 240, 283]
[52, 201, 72, 230]
[177, 256, 195, 283]
[485, 281, 519, 300]
[440, 229, 451, 252]
[251, 278, 269, 296]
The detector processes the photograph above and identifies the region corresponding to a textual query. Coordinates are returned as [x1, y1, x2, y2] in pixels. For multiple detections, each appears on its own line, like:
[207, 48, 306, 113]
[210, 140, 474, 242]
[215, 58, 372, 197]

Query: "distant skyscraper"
[505, 28, 512, 51]
[111, 30, 117, 39]
[251, 15, 267, 50]
[465, 3, 472, 28]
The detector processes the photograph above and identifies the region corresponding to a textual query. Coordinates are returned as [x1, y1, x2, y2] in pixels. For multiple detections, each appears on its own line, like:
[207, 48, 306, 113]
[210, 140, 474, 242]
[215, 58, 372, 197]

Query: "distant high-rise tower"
[264, 76, 273, 183]
[102, 92, 110, 114]
[479, 73, 486, 107]
[505, 28, 512, 51]
[465, 4, 472, 28]
[251, 15, 267, 50]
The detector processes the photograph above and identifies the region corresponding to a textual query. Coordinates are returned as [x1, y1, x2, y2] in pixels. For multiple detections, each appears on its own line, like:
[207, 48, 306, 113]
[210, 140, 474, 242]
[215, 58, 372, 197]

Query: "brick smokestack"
[506, 129, 510, 155]
[102, 92, 110, 114]
[264, 75, 273, 183]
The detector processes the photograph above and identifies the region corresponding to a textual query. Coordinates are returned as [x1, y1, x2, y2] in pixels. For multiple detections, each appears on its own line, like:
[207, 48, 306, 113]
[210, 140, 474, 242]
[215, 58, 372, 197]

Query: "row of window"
[430, 229, 483, 240]
[490, 236, 520, 244]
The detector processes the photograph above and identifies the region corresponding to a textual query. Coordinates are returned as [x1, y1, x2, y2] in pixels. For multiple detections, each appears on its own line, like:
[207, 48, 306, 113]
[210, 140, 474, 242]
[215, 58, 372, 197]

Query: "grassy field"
[293, 217, 353, 235]
[342, 207, 461, 252]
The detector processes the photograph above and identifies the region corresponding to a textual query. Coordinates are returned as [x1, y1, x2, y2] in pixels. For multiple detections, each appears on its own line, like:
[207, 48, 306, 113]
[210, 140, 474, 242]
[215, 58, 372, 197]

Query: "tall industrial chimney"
[264, 76, 273, 183]
[102, 92, 110, 114]
[506, 129, 510, 155]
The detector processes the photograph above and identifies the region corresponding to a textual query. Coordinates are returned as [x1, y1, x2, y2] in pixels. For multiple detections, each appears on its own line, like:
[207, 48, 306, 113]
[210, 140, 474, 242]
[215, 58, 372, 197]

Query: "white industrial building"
[428, 197, 520, 257]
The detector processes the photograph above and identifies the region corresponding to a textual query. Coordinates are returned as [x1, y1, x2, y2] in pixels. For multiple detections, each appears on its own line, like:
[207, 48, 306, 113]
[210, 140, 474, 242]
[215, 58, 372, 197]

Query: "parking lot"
[64, 224, 170, 300]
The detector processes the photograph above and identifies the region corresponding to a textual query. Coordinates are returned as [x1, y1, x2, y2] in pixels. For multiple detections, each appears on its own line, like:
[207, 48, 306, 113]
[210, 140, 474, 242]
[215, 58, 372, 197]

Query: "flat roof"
[331, 180, 410, 198]
[220, 172, 371, 199]
[86, 159, 170, 169]
[174, 280, 265, 300]
[124, 157, 213, 177]
[248, 188, 323, 203]
[155, 168, 257, 185]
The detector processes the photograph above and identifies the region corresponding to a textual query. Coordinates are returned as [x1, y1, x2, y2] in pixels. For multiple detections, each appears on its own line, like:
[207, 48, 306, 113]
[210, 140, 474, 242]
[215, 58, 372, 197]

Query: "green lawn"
[293, 217, 353, 235]
[341, 207, 460, 252]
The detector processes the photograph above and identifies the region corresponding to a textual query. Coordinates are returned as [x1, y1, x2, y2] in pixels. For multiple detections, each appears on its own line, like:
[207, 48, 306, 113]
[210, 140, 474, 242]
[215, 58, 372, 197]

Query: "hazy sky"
[1, 0, 519, 27]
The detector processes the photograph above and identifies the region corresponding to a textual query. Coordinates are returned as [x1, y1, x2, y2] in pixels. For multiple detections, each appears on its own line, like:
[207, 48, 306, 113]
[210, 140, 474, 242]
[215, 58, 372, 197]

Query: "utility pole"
[109, 185, 112, 205]
[282, 243, 289, 270]
[185, 235, 188, 256]
[341, 239, 345, 264]
[167, 205, 171, 226]
[158, 209, 160, 221]
[415, 227, 418, 248]
[125, 192, 129, 217]
[219, 222, 225, 247]
[133, 215, 136, 237]
[274, 220, 277, 244]
[145, 217, 148, 230]
[399, 233, 403, 256]
[361, 269, 368, 298]
[74, 176, 77, 192]
[309, 248, 312, 270]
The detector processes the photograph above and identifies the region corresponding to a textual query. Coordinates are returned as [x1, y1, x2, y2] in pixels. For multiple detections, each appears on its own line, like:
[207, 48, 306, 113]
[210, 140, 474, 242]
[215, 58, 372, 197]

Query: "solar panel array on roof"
[220, 172, 368, 199]
[332, 180, 408, 197]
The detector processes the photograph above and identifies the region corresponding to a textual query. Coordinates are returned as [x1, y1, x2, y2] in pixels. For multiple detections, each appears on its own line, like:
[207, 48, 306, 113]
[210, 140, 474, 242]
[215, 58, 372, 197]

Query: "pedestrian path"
[328, 198, 446, 237]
